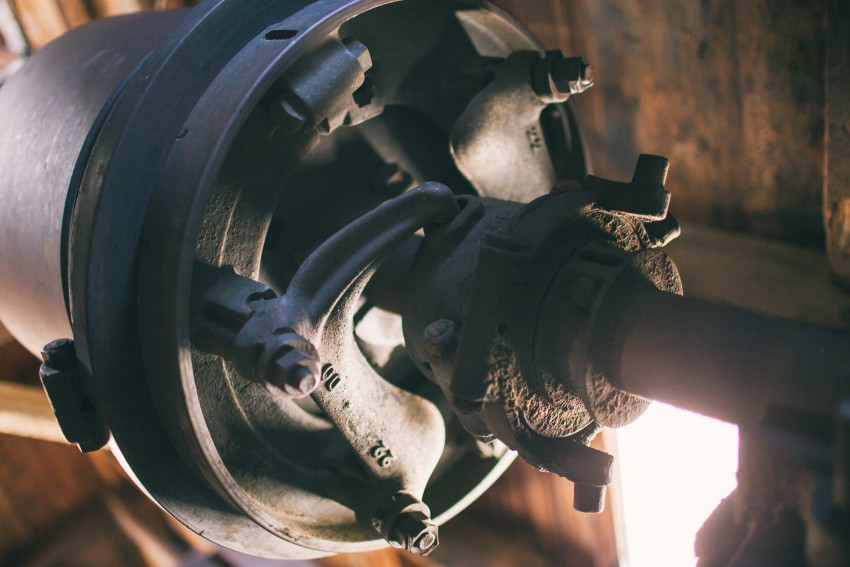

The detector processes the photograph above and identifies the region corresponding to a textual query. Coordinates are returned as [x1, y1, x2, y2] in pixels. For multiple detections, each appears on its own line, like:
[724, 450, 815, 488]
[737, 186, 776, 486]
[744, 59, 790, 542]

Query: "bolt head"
[269, 348, 320, 398]
[389, 513, 439, 556]
[412, 527, 439, 555]
[549, 54, 593, 95]
[41, 338, 76, 368]
[532, 52, 594, 101]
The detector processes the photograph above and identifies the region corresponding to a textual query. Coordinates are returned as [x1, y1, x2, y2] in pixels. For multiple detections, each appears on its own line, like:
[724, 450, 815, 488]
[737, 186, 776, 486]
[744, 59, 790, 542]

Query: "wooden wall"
[495, 0, 828, 248]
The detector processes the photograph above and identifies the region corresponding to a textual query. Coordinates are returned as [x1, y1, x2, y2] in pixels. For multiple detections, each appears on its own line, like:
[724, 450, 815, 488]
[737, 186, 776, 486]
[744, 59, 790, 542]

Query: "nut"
[41, 338, 76, 368]
[269, 348, 321, 398]
[531, 51, 594, 103]
[389, 514, 439, 556]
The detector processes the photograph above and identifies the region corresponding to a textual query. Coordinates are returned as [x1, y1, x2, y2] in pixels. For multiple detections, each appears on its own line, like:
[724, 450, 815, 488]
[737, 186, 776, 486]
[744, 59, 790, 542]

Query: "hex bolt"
[42, 338, 76, 369]
[589, 154, 672, 221]
[573, 482, 606, 513]
[389, 514, 439, 556]
[531, 51, 594, 103]
[341, 37, 372, 71]
[376, 491, 440, 556]
[269, 349, 320, 398]
[261, 333, 321, 398]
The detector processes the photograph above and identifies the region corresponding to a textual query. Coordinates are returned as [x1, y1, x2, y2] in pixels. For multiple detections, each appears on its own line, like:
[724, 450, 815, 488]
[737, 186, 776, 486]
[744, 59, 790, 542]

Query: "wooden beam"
[55, 0, 88, 28]
[0, 381, 65, 444]
[87, 0, 142, 17]
[11, 0, 68, 49]
[666, 222, 850, 331]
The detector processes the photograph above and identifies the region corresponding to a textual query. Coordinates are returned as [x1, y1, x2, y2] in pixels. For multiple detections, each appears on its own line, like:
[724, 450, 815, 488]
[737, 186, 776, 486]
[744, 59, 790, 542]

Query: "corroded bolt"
[269, 349, 320, 398]
[262, 334, 321, 398]
[531, 51, 594, 103]
[389, 514, 439, 556]
[377, 491, 440, 556]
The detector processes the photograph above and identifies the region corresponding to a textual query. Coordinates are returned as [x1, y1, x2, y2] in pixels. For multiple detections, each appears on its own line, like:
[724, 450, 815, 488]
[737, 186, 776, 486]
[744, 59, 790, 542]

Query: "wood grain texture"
[11, 0, 68, 48]
[825, 0, 850, 286]
[667, 222, 850, 330]
[55, 0, 89, 28]
[87, 0, 143, 17]
[0, 381, 65, 443]
[495, 0, 827, 247]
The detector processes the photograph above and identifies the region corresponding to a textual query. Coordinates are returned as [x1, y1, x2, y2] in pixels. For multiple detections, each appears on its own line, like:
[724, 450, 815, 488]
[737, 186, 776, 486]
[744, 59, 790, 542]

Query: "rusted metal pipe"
[604, 288, 850, 426]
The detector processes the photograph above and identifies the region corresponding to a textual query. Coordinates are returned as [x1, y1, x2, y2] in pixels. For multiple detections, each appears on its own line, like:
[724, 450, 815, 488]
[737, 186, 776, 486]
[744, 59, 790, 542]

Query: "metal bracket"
[39, 338, 109, 452]
[192, 183, 459, 554]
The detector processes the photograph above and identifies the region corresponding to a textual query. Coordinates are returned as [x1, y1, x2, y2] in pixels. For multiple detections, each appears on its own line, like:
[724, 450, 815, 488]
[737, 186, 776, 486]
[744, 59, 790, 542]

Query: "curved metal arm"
[285, 182, 459, 329]
[192, 183, 459, 555]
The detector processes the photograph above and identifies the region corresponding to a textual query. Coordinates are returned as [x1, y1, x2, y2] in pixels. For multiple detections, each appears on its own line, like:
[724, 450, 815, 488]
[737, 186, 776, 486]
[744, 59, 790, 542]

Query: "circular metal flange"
[65, 0, 592, 558]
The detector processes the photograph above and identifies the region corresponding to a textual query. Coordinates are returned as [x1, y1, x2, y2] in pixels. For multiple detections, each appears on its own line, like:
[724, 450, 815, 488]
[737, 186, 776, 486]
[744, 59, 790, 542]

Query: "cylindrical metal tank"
[0, 10, 184, 354]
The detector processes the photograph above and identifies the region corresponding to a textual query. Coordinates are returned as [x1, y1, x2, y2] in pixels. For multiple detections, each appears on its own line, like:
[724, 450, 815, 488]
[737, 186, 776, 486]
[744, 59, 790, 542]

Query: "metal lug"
[39, 339, 109, 452]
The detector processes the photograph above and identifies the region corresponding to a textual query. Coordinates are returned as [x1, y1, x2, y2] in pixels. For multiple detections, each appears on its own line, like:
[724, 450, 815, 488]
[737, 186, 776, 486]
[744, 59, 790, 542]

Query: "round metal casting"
[58, 0, 587, 558]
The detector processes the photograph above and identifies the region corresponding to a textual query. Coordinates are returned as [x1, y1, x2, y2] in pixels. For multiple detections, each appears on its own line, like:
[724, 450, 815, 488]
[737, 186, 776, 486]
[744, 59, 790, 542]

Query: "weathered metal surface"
[0, 10, 182, 355]
[39, 338, 109, 451]
[0, 0, 550, 558]
[450, 50, 590, 200]
[192, 185, 457, 554]
[401, 155, 682, 514]
[610, 288, 850, 426]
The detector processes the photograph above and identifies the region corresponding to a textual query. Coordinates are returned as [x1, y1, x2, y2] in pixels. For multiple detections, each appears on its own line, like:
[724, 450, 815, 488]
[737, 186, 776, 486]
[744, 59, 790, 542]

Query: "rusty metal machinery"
[0, 1, 848, 564]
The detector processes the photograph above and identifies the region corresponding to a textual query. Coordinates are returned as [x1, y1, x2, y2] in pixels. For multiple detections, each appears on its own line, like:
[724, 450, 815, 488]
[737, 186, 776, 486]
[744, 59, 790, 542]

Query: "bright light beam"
[616, 402, 739, 567]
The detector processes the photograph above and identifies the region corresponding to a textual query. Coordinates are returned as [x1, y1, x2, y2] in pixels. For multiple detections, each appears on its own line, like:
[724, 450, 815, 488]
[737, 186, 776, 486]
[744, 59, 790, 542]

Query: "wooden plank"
[87, 0, 142, 17]
[153, 0, 184, 9]
[0, 381, 65, 443]
[430, 514, 565, 567]
[11, 0, 68, 49]
[6, 497, 148, 567]
[55, 0, 88, 27]
[0, 435, 106, 555]
[666, 222, 850, 331]
[0, 0, 29, 54]
[103, 492, 184, 567]
[825, 0, 850, 287]
[0, 340, 41, 385]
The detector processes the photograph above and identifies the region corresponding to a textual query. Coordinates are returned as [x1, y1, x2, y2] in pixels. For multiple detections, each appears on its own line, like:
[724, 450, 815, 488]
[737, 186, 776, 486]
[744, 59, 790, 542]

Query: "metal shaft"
[607, 288, 850, 426]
